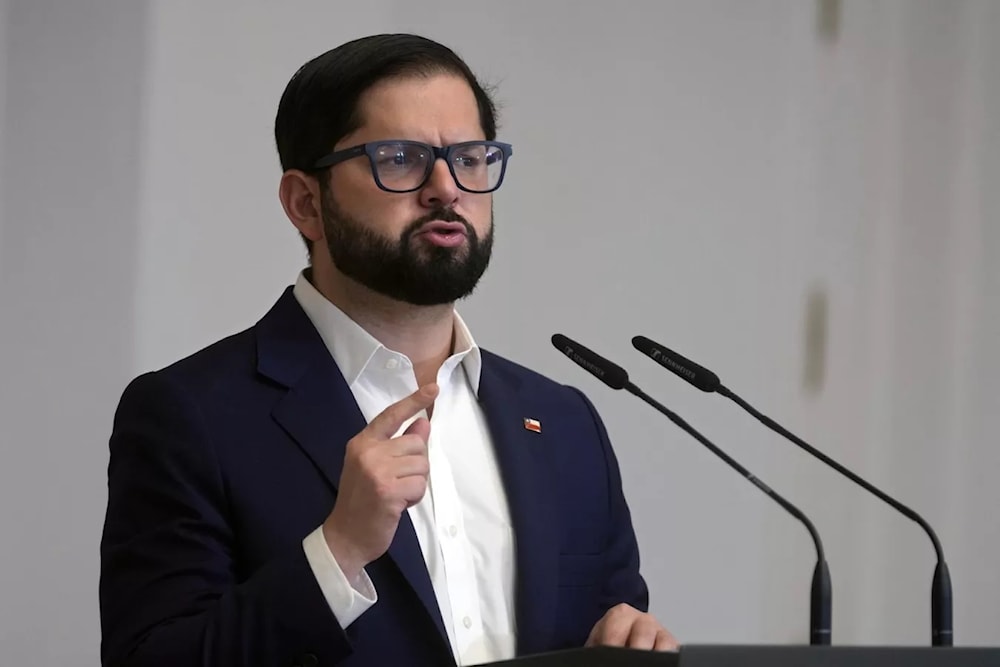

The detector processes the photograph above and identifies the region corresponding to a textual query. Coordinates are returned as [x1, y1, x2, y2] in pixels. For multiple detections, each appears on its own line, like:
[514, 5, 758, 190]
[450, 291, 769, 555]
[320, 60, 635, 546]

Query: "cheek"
[364, 201, 416, 238]
[464, 196, 494, 232]
[335, 179, 414, 232]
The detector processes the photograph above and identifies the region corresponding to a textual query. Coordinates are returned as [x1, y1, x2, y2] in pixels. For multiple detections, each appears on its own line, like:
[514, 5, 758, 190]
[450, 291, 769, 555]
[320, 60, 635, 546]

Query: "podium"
[483, 645, 1000, 666]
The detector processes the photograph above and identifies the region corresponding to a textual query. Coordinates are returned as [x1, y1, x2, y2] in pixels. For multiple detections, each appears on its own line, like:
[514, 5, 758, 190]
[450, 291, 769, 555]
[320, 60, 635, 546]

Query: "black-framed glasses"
[312, 140, 513, 193]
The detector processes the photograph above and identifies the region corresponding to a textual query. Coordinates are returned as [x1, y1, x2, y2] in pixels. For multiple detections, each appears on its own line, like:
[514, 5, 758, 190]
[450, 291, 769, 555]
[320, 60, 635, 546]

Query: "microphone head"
[632, 335, 720, 392]
[551, 333, 630, 390]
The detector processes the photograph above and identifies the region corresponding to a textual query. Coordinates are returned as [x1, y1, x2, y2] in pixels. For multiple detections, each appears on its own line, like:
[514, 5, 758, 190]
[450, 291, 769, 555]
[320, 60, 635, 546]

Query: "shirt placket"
[429, 369, 485, 662]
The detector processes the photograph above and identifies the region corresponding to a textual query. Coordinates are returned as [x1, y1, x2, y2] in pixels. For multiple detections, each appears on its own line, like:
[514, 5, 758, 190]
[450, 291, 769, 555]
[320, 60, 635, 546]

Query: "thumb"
[402, 416, 431, 442]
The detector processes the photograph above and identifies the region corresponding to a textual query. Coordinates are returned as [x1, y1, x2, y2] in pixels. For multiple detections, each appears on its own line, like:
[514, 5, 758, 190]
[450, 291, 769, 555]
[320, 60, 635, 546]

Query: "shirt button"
[463, 616, 472, 629]
[448, 525, 458, 537]
[385, 358, 398, 369]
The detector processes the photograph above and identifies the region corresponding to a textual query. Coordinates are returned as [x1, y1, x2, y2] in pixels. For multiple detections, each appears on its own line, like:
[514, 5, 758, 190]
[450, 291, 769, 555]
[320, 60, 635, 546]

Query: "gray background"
[1, 0, 998, 663]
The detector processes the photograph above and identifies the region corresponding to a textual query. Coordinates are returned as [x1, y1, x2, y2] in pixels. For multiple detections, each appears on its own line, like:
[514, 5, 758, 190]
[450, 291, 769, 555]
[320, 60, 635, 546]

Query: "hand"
[323, 384, 439, 580]
[586, 603, 679, 651]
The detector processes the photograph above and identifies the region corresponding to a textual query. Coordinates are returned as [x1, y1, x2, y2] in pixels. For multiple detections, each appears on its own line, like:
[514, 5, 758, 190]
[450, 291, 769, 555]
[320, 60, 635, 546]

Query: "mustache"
[401, 208, 475, 239]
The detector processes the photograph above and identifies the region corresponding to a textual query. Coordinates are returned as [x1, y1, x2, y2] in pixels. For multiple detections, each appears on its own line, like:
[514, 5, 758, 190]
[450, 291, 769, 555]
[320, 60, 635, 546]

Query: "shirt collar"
[292, 271, 482, 395]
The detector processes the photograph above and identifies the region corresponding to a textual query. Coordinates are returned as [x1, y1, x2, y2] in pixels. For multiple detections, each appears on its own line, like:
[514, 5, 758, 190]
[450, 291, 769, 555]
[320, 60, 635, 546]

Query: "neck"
[308, 263, 456, 388]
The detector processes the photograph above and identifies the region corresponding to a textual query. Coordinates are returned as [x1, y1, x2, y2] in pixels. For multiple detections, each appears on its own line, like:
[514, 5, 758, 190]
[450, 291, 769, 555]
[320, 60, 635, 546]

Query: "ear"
[278, 170, 324, 244]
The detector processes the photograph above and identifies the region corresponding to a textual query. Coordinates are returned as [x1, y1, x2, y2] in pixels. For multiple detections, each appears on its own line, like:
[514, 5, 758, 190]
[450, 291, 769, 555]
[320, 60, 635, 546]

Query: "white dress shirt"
[294, 273, 517, 665]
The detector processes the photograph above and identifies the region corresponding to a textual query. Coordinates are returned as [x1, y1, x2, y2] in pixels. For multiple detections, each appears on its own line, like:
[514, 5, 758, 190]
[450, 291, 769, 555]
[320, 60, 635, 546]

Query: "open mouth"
[415, 221, 469, 248]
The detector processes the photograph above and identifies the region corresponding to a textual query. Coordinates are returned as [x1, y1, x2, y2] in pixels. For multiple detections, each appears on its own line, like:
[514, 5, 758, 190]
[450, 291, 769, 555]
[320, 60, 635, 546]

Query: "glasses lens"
[451, 143, 505, 192]
[373, 142, 431, 191]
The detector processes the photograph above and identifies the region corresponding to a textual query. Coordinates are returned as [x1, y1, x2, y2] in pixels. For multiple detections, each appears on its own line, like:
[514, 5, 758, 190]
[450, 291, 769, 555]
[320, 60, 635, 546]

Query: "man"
[100, 33, 676, 666]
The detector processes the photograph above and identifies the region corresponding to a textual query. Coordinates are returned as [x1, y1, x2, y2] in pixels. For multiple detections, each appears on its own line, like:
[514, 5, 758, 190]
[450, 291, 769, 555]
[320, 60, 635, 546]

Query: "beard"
[318, 183, 493, 306]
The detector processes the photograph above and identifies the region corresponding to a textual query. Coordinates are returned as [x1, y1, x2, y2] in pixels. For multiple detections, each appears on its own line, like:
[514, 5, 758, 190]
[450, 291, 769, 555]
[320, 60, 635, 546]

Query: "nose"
[418, 158, 460, 209]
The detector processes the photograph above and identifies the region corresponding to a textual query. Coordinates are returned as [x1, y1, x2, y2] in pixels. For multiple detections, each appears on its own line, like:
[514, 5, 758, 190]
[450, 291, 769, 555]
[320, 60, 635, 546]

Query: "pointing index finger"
[369, 384, 439, 439]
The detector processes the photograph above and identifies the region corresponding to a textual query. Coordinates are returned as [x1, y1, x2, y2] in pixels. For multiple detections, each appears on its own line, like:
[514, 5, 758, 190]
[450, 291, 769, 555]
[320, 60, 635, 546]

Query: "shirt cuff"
[303, 525, 377, 628]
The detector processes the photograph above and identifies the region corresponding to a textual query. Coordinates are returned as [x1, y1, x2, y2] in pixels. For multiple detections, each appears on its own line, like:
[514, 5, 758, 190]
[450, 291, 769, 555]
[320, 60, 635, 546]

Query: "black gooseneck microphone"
[551, 333, 832, 646]
[631, 334, 953, 647]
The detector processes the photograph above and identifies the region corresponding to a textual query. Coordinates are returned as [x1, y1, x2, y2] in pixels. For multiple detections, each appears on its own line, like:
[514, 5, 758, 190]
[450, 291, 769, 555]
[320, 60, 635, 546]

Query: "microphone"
[551, 333, 832, 645]
[632, 334, 953, 647]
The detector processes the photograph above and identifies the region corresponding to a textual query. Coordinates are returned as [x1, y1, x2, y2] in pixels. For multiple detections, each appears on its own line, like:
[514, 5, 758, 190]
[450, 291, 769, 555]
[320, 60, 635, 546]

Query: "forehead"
[351, 73, 484, 143]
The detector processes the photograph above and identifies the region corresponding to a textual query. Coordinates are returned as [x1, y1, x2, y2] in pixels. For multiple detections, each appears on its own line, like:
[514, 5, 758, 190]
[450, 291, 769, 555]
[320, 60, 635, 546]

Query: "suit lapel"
[256, 289, 449, 647]
[478, 356, 559, 656]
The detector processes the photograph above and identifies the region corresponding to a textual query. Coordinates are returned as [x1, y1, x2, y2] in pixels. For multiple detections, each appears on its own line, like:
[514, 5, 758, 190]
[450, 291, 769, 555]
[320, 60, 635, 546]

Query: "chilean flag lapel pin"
[523, 417, 542, 433]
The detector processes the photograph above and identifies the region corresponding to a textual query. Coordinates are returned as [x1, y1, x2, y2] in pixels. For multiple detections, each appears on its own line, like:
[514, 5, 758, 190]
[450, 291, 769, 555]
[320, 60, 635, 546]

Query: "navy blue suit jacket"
[99, 289, 647, 666]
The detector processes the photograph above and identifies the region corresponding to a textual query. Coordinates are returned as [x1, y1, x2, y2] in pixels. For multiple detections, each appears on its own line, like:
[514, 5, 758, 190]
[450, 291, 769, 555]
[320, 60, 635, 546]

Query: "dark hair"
[275, 34, 498, 174]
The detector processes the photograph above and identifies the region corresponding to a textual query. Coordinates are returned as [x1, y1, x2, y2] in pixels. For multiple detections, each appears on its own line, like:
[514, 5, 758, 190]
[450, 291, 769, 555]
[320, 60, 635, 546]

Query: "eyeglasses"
[312, 140, 513, 194]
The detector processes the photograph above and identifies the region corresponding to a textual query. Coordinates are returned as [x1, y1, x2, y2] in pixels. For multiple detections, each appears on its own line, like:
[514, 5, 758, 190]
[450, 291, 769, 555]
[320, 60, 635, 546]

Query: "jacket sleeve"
[570, 388, 650, 616]
[99, 371, 352, 667]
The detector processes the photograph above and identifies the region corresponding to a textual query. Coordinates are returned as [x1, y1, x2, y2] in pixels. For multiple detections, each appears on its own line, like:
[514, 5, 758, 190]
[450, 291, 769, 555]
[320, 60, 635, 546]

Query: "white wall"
[851, 0, 1000, 643]
[1, 1, 998, 663]
[0, 1, 149, 663]
[0, 0, 6, 255]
